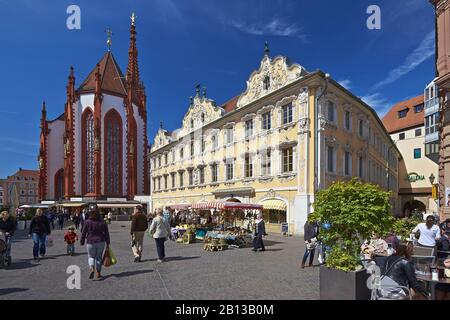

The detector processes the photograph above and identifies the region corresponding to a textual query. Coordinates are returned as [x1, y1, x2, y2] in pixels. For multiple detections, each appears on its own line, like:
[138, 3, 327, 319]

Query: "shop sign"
[405, 173, 425, 183]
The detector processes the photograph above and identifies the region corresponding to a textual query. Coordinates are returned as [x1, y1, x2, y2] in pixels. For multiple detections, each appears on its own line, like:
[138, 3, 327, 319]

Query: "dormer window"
[190, 119, 194, 129]
[414, 104, 424, 113]
[263, 75, 270, 90]
[398, 108, 408, 119]
[201, 113, 205, 123]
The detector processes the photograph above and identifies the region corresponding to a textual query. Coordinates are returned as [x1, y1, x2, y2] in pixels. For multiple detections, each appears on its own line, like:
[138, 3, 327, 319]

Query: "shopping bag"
[46, 236, 54, 248]
[109, 247, 117, 265]
[102, 246, 117, 267]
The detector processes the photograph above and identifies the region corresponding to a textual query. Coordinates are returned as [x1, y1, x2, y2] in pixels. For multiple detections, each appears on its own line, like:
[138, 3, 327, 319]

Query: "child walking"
[64, 226, 78, 256]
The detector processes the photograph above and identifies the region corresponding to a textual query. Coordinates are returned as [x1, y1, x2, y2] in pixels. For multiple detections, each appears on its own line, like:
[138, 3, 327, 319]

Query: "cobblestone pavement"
[0, 221, 319, 300]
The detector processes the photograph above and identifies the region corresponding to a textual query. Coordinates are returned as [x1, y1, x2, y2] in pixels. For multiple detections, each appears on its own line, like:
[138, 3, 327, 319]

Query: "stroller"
[0, 231, 12, 267]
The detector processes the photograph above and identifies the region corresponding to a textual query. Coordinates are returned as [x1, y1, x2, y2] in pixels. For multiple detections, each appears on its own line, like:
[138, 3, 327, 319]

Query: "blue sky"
[0, 0, 435, 177]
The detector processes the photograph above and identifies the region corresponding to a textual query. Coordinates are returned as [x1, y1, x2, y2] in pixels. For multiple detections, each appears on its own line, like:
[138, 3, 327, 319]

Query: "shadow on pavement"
[262, 248, 283, 252]
[3, 261, 39, 270]
[261, 240, 284, 247]
[140, 256, 201, 263]
[97, 269, 153, 280]
[0, 288, 29, 296]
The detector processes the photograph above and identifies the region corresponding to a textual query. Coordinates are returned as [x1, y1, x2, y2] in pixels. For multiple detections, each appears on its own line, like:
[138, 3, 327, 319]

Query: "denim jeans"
[155, 238, 166, 260]
[86, 242, 106, 273]
[67, 243, 75, 254]
[302, 248, 315, 265]
[32, 233, 47, 258]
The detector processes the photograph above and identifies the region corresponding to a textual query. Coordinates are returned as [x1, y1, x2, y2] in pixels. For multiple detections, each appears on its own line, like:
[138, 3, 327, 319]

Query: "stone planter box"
[17, 220, 26, 230]
[320, 265, 371, 300]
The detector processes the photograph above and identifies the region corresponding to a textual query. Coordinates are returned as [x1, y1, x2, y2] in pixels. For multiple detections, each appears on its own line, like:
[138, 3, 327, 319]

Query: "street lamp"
[429, 173, 436, 185]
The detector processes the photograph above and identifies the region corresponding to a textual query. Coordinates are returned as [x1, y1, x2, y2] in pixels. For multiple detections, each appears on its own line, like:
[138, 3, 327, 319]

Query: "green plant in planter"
[393, 217, 422, 240]
[310, 178, 394, 272]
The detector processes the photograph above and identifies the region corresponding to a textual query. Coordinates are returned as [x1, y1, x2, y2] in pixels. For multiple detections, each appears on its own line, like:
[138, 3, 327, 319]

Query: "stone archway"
[403, 200, 426, 218]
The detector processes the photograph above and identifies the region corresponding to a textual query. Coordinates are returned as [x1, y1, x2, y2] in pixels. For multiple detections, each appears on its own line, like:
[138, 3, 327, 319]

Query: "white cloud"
[338, 80, 352, 90]
[230, 18, 306, 39]
[371, 30, 435, 91]
[360, 93, 392, 118]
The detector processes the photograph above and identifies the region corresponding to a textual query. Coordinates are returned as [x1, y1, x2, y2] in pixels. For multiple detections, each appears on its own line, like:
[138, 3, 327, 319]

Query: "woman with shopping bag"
[80, 204, 110, 280]
[149, 210, 171, 263]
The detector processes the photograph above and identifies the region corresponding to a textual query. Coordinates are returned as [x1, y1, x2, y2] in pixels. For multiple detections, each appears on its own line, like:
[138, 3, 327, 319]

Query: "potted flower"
[310, 178, 394, 300]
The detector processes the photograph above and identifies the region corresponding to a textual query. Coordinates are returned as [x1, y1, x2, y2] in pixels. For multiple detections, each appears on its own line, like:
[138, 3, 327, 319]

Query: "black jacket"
[383, 255, 428, 296]
[304, 221, 319, 241]
[0, 217, 16, 235]
[29, 215, 51, 235]
[255, 220, 267, 237]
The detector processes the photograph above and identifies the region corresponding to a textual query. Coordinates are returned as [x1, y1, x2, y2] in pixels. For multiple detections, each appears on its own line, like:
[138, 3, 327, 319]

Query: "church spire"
[40, 101, 46, 129]
[264, 41, 270, 57]
[126, 12, 140, 89]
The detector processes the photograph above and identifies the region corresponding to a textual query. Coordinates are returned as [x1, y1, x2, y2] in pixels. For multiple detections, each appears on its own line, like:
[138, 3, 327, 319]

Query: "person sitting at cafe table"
[383, 242, 430, 300]
[412, 215, 441, 248]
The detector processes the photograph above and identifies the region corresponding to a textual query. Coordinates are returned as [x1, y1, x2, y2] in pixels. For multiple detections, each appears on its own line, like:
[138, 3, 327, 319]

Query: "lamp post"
[429, 173, 439, 215]
[429, 173, 435, 185]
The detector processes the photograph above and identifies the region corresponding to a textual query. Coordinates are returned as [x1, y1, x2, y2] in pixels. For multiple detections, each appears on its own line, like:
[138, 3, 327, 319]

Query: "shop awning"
[192, 201, 262, 210]
[166, 204, 191, 210]
[261, 199, 287, 211]
[97, 203, 139, 208]
[60, 203, 87, 208]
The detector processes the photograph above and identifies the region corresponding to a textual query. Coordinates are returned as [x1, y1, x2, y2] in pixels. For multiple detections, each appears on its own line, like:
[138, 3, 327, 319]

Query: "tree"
[310, 178, 394, 271]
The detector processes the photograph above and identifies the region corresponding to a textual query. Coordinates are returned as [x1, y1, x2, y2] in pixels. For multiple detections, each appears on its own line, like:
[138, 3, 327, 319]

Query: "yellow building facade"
[149, 48, 400, 235]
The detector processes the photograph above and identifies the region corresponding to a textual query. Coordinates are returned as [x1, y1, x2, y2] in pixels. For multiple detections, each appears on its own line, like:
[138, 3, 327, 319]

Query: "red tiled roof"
[382, 95, 424, 133]
[15, 169, 39, 177]
[220, 95, 240, 113]
[77, 52, 127, 96]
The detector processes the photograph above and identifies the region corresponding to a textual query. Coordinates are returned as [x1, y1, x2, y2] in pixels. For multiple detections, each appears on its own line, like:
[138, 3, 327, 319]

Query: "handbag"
[102, 246, 117, 267]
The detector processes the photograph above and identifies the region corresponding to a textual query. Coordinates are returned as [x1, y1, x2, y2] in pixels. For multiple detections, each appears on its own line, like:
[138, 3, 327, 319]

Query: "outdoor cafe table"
[416, 274, 450, 300]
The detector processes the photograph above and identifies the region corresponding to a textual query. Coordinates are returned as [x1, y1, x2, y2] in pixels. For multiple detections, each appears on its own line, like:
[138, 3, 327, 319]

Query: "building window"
[344, 111, 351, 131]
[282, 147, 293, 173]
[425, 142, 439, 156]
[164, 154, 168, 165]
[263, 75, 270, 90]
[199, 167, 205, 184]
[212, 134, 218, 150]
[190, 119, 194, 129]
[201, 136, 205, 153]
[211, 164, 218, 183]
[172, 150, 176, 162]
[83, 110, 95, 194]
[261, 149, 271, 176]
[179, 172, 184, 187]
[262, 112, 271, 130]
[327, 101, 336, 123]
[358, 119, 364, 137]
[344, 152, 351, 176]
[245, 120, 254, 139]
[399, 133, 405, 140]
[201, 113, 205, 123]
[358, 156, 364, 178]
[245, 154, 253, 178]
[282, 103, 293, 125]
[415, 128, 422, 137]
[398, 109, 408, 118]
[414, 148, 422, 159]
[327, 146, 336, 173]
[158, 177, 161, 191]
[425, 113, 440, 135]
[180, 147, 184, 159]
[158, 156, 161, 167]
[171, 173, 176, 188]
[414, 104, 424, 113]
[188, 169, 194, 186]
[226, 162, 234, 181]
[164, 176, 168, 190]
[190, 140, 194, 157]
[225, 128, 234, 144]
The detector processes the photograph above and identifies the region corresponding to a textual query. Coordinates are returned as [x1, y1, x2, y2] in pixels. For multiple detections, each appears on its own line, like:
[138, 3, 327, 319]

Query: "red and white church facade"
[38, 18, 149, 201]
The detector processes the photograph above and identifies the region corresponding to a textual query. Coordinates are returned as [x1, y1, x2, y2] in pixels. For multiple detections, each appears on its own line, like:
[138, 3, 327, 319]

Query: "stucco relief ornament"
[39, 157, 44, 170]
[318, 118, 328, 131]
[298, 118, 309, 134]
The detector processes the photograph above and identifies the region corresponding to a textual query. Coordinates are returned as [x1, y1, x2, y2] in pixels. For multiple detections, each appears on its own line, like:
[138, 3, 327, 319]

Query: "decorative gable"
[237, 55, 308, 109]
[151, 129, 172, 152]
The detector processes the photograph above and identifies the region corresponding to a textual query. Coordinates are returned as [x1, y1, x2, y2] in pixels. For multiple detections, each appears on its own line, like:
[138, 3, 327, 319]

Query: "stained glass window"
[85, 112, 95, 193]
[105, 111, 122, 195]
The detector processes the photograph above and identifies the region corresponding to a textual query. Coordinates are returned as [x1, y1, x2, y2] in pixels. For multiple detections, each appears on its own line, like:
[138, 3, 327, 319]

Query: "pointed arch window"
[82, 109, 95, 194]
[104, 110, 123, 196]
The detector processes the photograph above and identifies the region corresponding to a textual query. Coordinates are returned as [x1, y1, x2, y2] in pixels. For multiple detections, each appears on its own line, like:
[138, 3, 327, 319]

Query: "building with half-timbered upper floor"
[38, 17, 149, 202]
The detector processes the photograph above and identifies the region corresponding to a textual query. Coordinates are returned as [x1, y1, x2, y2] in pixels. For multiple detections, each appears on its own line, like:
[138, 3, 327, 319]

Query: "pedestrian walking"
[0, 211, 16, 262]
[57, 213, 64, 230]
[80, 204, 110, 280]
[149, 210, 171, 263]
[130, 205, 148, 262]
[80, 209, 88, 230]
[64, 226, 78, 255]
[252, 213, 267, 252]
[73, 212, 81, 230]
[107, 211, 113, 224]
[301, 219, 319, 268]
[47, 210, 55, 230]
[28, 208, 51, 261]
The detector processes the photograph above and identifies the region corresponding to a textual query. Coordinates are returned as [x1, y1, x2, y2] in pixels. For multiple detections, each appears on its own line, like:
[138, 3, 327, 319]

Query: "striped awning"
[261, 199, 287, 211]
[191, 201, 262, 210]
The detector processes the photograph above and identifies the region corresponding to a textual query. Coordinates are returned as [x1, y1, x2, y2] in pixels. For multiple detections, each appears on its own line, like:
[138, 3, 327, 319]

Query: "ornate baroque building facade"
[149, 46, 400, 234]
[38, 17, 149, 201]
